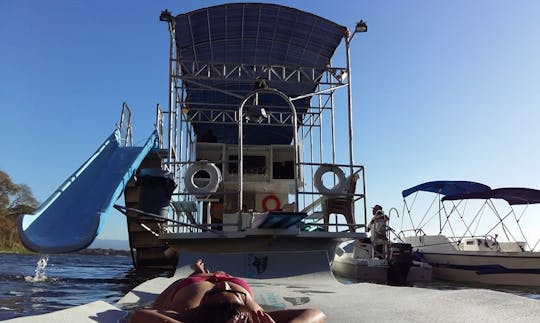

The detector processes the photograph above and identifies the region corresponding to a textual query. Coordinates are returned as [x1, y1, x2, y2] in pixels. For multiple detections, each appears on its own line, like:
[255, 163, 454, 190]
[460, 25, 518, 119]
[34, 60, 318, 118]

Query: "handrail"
[155, 104, 164, 149]
[113, 204, 221, 234]
[118, 102, 133, 147]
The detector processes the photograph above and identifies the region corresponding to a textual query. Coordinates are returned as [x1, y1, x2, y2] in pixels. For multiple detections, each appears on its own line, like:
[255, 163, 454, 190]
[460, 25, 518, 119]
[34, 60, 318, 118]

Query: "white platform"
[9, 251, 540, 323]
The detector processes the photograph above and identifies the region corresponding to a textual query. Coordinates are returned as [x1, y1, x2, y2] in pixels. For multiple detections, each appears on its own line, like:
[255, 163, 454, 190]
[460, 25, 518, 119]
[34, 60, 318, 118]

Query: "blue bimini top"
[442, 187, 540, 205]
[402, 180, 491, 198]
[173, 3, 346, 145]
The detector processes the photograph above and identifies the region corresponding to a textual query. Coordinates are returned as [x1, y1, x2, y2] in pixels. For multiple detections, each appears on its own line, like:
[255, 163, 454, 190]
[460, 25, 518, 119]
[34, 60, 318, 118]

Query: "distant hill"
[89, 239, 130, 250]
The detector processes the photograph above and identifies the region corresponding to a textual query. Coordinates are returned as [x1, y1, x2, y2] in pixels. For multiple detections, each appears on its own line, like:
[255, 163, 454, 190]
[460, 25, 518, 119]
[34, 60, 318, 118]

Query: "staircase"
[123, 151, 177, 269]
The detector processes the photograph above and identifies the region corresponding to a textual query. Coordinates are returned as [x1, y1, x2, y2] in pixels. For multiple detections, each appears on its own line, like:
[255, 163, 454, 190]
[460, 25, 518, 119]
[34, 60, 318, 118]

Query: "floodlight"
[355, 20, 368, 33]
[246, 105, 268, 123]
[160, 10, 173, 22]
[330, 69, 348, 83]
[337, 71, 348, 83]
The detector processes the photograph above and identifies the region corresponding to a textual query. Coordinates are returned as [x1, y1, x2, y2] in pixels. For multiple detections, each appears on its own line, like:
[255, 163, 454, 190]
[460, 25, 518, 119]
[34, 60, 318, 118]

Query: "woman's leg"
[190, 258, 210, 274]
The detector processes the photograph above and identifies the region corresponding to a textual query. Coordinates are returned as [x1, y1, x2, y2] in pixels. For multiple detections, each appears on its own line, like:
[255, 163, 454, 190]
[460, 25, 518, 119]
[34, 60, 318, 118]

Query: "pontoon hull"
[162, 231, 360, 265]
[419, 251, 540, 286]
[403, 235, 540, 286]
[331, 255, 432, 284]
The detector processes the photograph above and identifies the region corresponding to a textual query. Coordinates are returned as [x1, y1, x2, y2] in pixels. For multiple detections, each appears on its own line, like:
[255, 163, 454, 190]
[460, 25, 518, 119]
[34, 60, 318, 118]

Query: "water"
[0, 253, 171, 320]
[1, 253, 539, 320]
[24, 255, 50, 283]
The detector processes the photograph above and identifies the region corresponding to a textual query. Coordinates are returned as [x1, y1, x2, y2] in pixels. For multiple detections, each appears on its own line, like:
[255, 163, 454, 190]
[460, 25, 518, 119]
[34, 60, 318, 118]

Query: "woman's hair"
[197, 302, 248, 323]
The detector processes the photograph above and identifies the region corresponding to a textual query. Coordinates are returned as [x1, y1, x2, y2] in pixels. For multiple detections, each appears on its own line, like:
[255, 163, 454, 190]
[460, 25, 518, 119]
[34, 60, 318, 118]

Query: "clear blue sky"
[2, 1, 540, 241]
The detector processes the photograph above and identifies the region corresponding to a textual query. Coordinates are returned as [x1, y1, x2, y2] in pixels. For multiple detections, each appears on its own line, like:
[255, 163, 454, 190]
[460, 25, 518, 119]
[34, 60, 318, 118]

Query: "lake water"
[0, 253, 171, 320]
[1, 252, 539, 320]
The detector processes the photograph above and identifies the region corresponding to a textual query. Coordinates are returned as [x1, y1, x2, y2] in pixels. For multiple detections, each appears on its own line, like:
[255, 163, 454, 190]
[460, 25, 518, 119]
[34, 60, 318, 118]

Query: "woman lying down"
[129, 259, 326, 323]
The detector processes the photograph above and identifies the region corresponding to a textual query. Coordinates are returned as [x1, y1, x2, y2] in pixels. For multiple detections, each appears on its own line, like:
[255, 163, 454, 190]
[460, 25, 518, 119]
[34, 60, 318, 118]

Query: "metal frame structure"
[158, 6, 368, 232]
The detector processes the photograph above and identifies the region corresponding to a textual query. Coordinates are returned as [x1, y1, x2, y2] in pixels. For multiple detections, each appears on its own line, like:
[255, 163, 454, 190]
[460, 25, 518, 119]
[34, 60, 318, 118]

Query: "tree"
[0, 170, 39, 252]
[9, 184, 39, 217]
[0, 170, 18, 218]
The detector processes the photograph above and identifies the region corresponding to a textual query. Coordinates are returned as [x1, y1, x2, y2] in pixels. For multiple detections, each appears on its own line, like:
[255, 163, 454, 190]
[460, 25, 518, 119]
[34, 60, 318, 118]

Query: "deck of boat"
[12, 250, 540, 322]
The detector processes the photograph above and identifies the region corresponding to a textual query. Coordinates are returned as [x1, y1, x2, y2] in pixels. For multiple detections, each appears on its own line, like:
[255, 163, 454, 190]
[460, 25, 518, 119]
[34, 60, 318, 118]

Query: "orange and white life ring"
[262, 195, 281, 212]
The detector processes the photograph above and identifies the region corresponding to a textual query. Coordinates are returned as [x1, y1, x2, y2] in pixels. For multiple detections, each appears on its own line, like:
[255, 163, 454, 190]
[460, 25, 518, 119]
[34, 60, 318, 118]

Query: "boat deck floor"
[10, 250, 540, 323]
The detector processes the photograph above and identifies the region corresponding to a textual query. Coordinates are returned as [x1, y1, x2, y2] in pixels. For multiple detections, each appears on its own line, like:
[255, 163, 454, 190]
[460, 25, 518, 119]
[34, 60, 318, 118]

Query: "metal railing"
[117, 102, 133, 147]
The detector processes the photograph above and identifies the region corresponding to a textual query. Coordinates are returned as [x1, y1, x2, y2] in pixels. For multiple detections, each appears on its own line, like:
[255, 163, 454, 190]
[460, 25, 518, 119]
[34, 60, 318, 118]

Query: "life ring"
[262, 195, 281, 212]
[184, 161, 222, 195]
[314, 164, 347, 194]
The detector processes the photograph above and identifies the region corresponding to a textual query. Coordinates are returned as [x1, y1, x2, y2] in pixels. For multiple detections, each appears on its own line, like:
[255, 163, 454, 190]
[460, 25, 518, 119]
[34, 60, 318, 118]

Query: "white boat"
[400, 180, 540, 286]
[332, 239, 432, 285]
[19, 3, 367, 264]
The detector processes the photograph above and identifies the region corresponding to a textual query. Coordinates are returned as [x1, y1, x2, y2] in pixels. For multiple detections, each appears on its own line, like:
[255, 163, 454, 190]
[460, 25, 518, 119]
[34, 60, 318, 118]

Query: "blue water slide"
[18, 130, 159, 253]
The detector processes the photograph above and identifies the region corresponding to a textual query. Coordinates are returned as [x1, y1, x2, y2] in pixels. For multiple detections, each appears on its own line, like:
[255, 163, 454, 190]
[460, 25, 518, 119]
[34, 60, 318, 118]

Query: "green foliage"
[8, 184, 39, 217]
[0, 170, 39, 252]
[0, 170, 18, 218]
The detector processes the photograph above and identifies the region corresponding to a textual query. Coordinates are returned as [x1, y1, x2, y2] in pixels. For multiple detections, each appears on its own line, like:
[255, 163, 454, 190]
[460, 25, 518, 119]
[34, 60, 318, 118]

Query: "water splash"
[24, 255, 49, 282]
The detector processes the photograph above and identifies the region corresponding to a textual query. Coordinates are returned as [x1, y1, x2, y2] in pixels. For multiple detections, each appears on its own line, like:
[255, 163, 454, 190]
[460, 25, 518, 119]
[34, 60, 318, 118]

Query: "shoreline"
[0, 248, 130, 256]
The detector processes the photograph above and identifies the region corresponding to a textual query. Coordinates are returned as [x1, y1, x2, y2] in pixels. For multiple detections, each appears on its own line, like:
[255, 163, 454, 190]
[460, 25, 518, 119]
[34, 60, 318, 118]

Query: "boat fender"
[184, 161, 222, 195]
[262, 194, 281, 212]
[313, 164, 347, 194]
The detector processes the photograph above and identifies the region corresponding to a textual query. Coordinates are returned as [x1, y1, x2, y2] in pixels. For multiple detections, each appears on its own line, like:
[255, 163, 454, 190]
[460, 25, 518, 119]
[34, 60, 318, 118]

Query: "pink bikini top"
[171, 273, 254, 299]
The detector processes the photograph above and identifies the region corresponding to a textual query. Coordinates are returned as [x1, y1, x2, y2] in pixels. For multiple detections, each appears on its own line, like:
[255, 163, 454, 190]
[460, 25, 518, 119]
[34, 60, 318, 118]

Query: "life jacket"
[369, 214, 388, 240]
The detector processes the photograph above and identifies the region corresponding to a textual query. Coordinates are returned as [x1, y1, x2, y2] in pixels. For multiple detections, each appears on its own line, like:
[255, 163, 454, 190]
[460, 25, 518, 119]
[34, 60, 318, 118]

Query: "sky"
[2, 1, 540, 244]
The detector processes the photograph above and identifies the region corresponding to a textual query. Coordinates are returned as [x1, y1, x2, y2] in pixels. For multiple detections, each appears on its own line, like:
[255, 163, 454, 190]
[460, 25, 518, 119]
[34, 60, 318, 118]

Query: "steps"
[123, 152, 177, 269]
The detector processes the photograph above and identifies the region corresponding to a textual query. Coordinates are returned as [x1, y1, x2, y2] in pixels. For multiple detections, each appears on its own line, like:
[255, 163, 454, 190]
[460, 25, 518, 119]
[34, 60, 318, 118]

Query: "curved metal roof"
[173, 3, 346, 144]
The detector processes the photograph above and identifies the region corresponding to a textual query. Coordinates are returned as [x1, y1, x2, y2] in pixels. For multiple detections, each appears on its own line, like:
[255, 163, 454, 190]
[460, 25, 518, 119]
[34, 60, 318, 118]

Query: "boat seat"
[323, 173, 359, 232]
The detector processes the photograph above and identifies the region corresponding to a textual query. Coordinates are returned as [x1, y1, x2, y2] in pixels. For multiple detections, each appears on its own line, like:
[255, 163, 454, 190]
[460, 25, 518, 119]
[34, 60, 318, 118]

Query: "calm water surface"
[0, 253, 171, 320]
[1, 253, 539, 320]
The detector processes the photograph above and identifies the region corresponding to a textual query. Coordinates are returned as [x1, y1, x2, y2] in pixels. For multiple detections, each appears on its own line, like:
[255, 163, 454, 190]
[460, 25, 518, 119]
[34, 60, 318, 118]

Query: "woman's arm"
[268, 309, 326, 323]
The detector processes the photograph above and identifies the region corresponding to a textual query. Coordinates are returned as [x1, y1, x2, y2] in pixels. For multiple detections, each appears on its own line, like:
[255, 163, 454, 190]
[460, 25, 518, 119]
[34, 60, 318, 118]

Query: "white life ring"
[314, 164, 347, 194]
[184, 161, 222, 195]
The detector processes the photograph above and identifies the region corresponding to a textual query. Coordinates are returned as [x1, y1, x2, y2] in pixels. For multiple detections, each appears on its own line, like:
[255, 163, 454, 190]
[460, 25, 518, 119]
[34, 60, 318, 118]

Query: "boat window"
[273, 161, 294, 179]
[228, 155, 266, 175]
[466, 240, 474, 245]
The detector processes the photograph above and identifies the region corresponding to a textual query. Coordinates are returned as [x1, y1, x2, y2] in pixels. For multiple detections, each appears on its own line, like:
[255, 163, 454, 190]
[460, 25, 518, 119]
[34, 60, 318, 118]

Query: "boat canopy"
[442, 187, 540, 205]
[173, 3, 346, 144]
[401, 180, 491, 198]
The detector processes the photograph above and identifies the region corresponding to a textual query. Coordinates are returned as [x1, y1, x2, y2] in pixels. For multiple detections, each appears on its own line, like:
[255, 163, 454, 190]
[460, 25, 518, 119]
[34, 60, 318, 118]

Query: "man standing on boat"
[368, 205, 389, 258]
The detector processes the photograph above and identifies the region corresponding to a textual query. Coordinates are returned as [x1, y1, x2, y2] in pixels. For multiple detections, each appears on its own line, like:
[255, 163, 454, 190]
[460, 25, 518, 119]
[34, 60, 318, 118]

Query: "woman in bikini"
[129, 259, 326, 323]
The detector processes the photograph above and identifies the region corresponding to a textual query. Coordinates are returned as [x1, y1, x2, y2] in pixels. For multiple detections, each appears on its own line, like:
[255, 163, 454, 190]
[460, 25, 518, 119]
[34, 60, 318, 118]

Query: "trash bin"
[137, 168, 176, 218]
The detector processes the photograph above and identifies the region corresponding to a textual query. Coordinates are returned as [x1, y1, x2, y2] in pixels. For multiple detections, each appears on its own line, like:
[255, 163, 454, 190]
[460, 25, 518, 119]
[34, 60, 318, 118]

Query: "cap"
[372, 204, 383, 211]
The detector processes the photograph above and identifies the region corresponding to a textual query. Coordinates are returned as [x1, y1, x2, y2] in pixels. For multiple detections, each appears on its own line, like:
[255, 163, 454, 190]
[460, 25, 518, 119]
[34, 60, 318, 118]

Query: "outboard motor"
[387, 243, 413, 286]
